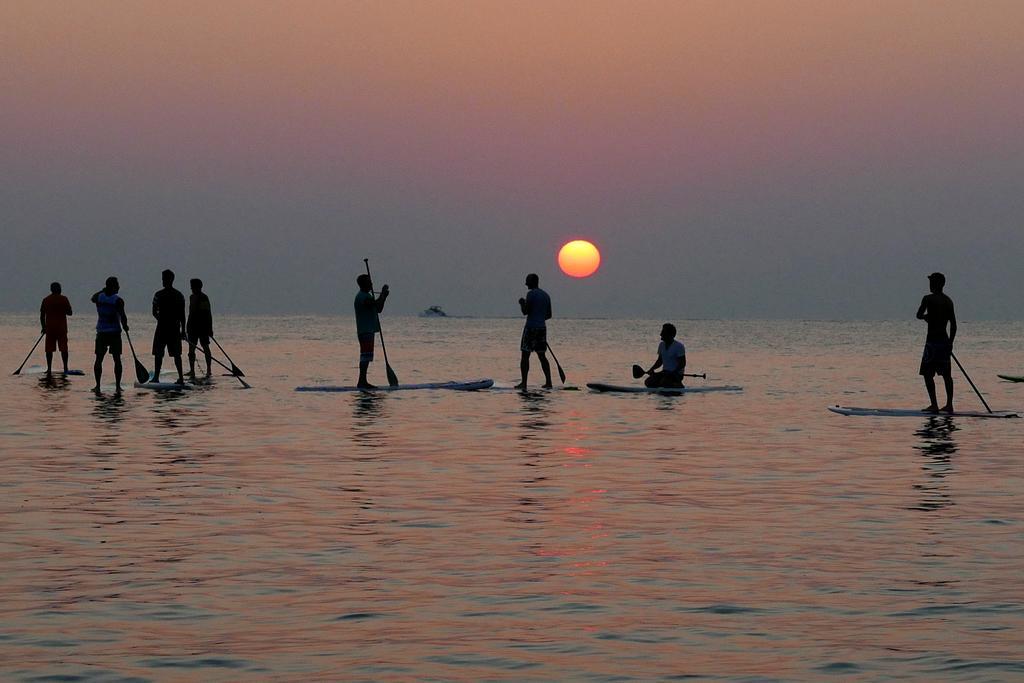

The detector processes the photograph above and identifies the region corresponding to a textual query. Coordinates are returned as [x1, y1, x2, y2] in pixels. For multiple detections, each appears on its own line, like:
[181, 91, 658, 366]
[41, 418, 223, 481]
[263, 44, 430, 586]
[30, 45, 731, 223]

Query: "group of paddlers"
[37, 270, 214, 393]
[31, 267, 957, 408]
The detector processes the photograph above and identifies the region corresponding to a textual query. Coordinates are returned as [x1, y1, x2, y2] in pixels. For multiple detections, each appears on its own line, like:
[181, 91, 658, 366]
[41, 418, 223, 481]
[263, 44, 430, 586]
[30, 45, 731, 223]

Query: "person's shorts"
[920, 341, 952, 378]
[45, 331, 68, 353]
[358, 333, 375, 363]
[520, 326, 547, 353]
[187, 330, 211, 348]
[153, 328, 183, 357]
[645, 370, 683, 388]
[95, 331, 122, 356]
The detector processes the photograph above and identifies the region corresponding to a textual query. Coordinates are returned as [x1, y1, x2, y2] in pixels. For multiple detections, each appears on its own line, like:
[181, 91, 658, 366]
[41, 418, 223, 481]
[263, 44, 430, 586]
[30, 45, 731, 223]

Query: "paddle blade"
[230, 363, 245, 377]
[632, 364, 645, 379]
[134, 359, 151, 385]
[385, 363, 399, 387]
[556, 364, 566, 384]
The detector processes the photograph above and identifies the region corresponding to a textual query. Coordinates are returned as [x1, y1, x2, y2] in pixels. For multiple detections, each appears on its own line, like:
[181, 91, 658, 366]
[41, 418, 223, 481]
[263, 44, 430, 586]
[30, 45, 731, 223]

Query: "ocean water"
[2, 314, 1023, 682]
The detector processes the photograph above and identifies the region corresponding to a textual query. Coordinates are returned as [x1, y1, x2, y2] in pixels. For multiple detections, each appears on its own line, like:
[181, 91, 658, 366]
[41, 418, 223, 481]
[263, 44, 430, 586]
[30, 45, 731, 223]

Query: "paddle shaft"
[124, 330, 151, 383]
[187, 338, 251, 388]
[632, 363, 705, 379]
[364, 259, 398, 386]
[12, 332, 45, 375]
[951, 352, 992, 413]
[211, 336, 244, 376]
[545, 343, 567, 384]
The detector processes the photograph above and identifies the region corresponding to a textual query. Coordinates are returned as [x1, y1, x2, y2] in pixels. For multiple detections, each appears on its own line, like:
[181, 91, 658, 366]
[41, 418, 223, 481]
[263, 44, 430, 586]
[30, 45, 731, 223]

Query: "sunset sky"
[2, 1, 1023, 318]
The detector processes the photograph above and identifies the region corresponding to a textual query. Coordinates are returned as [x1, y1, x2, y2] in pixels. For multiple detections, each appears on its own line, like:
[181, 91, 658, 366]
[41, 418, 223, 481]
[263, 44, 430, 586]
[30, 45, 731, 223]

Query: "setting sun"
[558, 239, 601, 278]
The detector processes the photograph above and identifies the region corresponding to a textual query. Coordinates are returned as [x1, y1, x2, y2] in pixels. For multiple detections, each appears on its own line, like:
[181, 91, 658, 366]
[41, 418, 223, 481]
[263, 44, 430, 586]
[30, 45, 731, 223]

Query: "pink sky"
[3, 1, 1024, 316]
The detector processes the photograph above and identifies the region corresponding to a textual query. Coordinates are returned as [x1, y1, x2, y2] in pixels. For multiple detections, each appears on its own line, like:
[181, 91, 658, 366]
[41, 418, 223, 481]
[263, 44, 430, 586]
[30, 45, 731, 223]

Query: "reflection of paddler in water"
[516, 273, 553, 390]
[917, 272, 956, 414]
[354, 273, 389, 389]
[186, 278, 214, 379]
[151, 269, 187, 385]
[91, 276, 129, 395]
[40, 281, 73, 375]
[643, 323, 686, 388]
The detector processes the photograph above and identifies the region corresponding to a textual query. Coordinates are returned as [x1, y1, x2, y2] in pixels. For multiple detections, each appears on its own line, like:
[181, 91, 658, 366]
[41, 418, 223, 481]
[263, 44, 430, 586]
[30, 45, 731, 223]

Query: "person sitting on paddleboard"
[516, 273, 553, 389]
[186, 278, 214, 379]
[151, 269, 187, 385]
[917, 272, 956, 413]
[91, 276, 129, 394]
[354, 273, 389, 389]
[40, 281, 73, 375]
[644, 323, 686, 388]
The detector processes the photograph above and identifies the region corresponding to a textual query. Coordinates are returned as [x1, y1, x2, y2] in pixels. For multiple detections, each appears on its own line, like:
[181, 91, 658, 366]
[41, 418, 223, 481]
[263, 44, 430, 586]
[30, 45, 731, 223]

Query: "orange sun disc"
[558, 240, 601, 278]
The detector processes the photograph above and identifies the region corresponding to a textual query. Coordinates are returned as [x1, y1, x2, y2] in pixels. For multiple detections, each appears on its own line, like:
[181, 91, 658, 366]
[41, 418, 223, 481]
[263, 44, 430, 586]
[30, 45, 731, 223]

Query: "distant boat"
[419, 305, 448, 318]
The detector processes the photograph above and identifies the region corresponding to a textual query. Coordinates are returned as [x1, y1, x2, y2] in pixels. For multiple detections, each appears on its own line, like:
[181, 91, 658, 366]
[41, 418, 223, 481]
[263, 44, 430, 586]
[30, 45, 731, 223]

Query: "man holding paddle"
[40, 282, 73, 375]
[354, 273, 389, 388]
[186, 278, 213, 379]
[516, 273, 553, 389]
[917, 272, 957, 414]
[90, 276, 129, 394]
[151, 269, 187, 385]
[642, 323, 687, 387]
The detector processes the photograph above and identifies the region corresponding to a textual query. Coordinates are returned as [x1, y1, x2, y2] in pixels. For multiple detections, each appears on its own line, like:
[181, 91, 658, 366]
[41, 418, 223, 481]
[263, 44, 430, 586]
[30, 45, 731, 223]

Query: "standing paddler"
[186, 278, 213, 379]
[516, 273, 553, 389]
[40, 282, 73, 375]
[916, 272, 957, 414]
[354, 273, 390, 388]
[90, 276, 129, 394]
[151, 269, 187, 385]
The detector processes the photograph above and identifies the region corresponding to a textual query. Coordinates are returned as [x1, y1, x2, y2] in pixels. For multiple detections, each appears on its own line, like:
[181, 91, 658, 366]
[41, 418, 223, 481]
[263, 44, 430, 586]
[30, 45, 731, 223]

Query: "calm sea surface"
[2, 314, 1023, 681]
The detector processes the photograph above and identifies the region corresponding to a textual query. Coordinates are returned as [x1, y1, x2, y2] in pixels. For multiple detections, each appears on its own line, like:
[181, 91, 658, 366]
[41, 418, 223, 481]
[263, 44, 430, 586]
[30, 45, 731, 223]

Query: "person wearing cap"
[916, 272, 956, 413]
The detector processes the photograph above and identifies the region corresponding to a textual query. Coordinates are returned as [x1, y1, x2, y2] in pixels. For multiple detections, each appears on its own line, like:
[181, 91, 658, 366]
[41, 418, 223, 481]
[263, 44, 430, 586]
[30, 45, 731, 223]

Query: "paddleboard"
[587, 383, 743, 395]
[133, 381, 195, 391]
[828, 405, 1018, 418]
[488, 383, 580, 392]
[22, 365, 85, 376]
[295, 379, 494, 393]
[997, 374, 1024, 383]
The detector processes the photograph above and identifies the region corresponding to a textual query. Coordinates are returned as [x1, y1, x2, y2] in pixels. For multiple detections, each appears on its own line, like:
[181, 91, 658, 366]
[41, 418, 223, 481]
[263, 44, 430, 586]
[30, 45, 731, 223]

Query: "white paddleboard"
[488, 383, 580, 392]
[295, 379, 494, 393]
[829, 405, 1018, 418]
[587, 383, 743, 395]
[997, 374, 1024, 383]
[133, 381, 195, 391]
[23, 365, 85, 376]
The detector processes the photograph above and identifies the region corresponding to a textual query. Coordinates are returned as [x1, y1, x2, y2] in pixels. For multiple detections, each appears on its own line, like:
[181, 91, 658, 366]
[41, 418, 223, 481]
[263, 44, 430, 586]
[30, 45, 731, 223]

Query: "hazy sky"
[2, 1, 1023, 318]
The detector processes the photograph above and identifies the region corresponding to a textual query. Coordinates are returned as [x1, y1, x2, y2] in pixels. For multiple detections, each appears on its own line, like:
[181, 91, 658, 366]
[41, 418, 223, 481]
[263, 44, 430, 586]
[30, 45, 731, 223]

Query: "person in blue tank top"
[90, 276, 129, 394]
[516, 273, 553, 389]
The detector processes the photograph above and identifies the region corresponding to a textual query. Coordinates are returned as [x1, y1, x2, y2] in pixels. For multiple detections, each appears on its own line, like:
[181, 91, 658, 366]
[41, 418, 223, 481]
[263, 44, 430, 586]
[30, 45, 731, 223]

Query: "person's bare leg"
[358, 361, 375, 388]
[515, 351, 530, 389]
[93, 351, 104, 393]
[537, 352, 552, 388]
[923, 376, 939, 412]
[60, 351, 69, 373]
[113, 356, 123, 394]
[153, 353, 163, 384]
[941, 373, 954, 413]
[174, 356, 184, 383]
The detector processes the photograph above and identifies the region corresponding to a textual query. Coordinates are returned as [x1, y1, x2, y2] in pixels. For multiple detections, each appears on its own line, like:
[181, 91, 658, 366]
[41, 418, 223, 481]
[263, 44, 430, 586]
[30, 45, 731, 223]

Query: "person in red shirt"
[40, 282, 73, 375]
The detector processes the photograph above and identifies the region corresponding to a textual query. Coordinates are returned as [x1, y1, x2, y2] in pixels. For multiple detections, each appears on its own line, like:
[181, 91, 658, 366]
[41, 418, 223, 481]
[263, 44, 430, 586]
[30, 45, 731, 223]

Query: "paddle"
[211, 336, 245, 377]
[632, 364, 706, 380]
[364, 258, 399, 387]
[124, 330, 151, 384]
[545, 343, 567, 384]
[187, 339, 251, 388]
[12, 332, 45, 375]
[952, 352, 993, 414]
